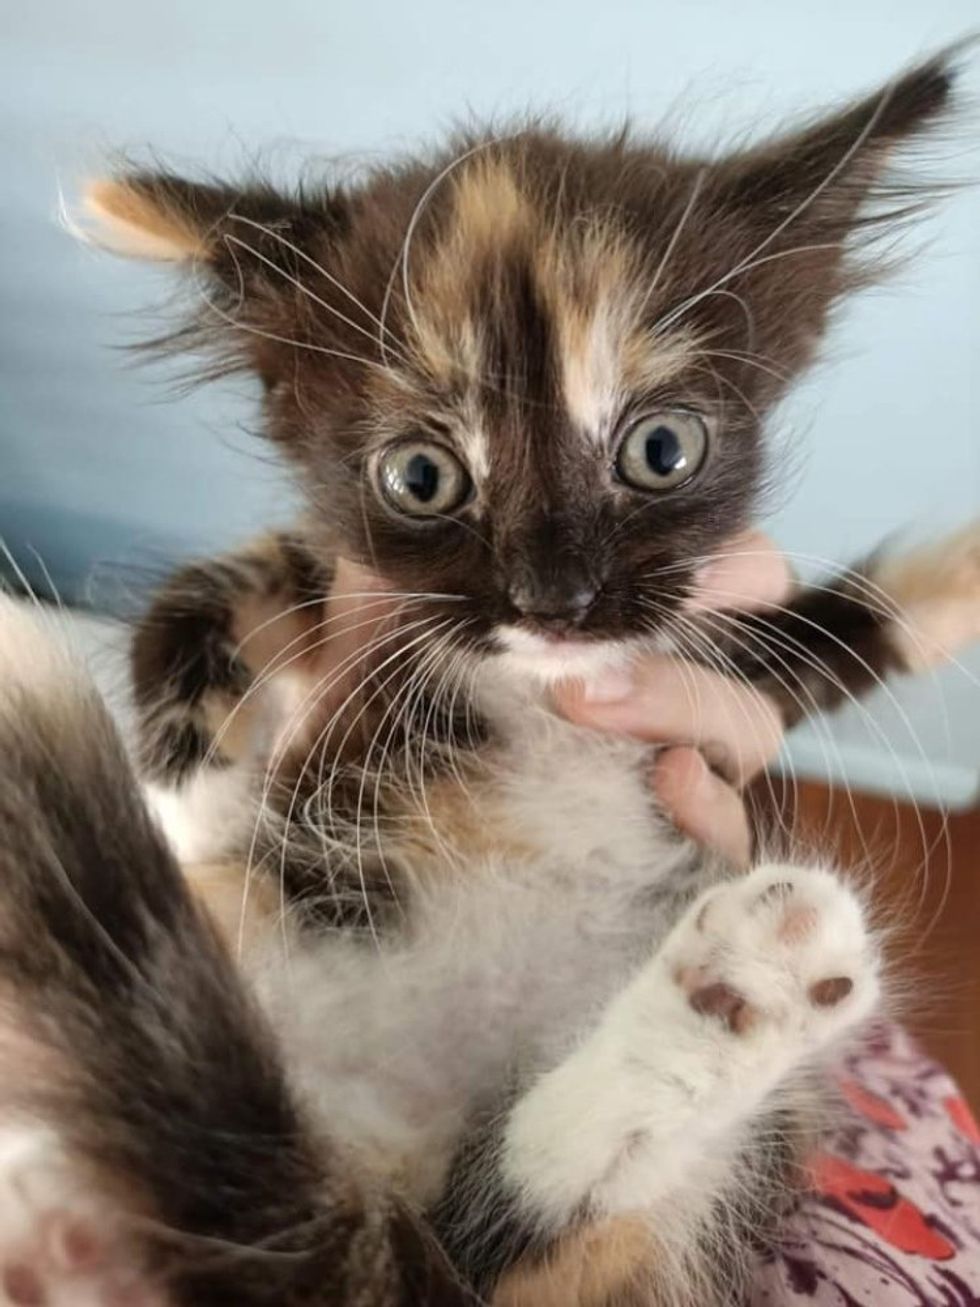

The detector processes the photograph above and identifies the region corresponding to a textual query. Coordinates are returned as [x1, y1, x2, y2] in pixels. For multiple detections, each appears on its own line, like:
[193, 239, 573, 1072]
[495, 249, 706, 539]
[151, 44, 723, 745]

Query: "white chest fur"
[152, 675, 699, 1202]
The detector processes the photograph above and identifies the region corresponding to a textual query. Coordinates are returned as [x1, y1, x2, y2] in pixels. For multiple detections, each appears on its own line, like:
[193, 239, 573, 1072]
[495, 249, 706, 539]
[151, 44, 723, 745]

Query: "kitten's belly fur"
[156, 683, 700, 1205]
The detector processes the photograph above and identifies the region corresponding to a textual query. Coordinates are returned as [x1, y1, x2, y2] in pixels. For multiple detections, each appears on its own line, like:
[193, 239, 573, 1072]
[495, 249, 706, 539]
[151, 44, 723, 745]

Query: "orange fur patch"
[184, 860, 282, 957]
[407, 153, 696, 434]
[873, 521, 980, 671]
[408, 158, 536, 384]
[492, 1216, 655, 1307]
[385, 771, 537, 879]
[451, 158, 532, 251]
[83, 179, 207, 262]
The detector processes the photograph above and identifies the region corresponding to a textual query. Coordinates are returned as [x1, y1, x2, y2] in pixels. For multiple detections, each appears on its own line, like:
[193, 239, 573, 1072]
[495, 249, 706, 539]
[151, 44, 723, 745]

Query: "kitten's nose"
[507, 572, 599, 629]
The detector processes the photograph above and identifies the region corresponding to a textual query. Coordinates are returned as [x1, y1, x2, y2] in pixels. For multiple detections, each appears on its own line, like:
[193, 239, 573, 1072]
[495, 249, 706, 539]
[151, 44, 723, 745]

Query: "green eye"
[377, 441, 472, 517]
[615, 412, 708, 491]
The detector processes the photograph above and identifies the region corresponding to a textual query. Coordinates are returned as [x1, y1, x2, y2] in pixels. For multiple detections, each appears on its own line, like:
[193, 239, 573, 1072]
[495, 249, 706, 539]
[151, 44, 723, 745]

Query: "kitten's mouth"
[493, 624, 627, 682]
[522, 628, 594, 646]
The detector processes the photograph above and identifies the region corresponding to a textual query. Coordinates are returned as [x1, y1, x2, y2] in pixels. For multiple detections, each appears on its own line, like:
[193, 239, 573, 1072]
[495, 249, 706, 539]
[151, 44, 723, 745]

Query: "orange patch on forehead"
[451, 156, 533, 249]
[401, 157, 698, 443]
[620, 325, 700, 396]
[407, 156, 536, 384]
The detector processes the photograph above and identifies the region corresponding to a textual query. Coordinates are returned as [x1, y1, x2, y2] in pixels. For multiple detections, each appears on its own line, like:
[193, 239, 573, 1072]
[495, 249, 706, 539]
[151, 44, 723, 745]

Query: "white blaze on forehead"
[559, 296, 698, 448]
[458, 423, 491, 486]
[560, 300, 625, 443]
[454, 376, 492, 488]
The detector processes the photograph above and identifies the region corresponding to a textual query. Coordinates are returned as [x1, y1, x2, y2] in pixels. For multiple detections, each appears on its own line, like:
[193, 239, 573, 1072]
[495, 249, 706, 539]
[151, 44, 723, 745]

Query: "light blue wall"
[1, 0, 978, 798]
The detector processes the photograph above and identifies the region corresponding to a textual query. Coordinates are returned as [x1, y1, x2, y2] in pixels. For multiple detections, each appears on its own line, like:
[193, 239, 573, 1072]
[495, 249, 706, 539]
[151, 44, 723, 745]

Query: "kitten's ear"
[703, 49, 961, 378]
[700, 50, 966, 386]
[83, 174, 225, 262]
[721, 50, 957, 229]
[80, 171, 346, 271]
[79, 171, 350, 380]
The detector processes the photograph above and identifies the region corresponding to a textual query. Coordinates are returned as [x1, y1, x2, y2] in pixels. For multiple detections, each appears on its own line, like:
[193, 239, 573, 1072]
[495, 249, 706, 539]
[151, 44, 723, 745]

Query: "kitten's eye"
[615, 412, 708, 491]
[377, 441, 472, 518]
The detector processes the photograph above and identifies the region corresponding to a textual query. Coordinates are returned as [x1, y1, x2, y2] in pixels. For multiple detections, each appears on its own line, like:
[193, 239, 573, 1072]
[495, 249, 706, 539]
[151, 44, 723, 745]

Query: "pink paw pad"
[4, 1264, 44, 1306]
[671, 867, 874, 1038]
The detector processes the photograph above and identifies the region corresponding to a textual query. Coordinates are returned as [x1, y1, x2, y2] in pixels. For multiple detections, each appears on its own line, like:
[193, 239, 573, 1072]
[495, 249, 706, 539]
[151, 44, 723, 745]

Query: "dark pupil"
[645, 425, 684, 477]
[404, 453, 440, 503]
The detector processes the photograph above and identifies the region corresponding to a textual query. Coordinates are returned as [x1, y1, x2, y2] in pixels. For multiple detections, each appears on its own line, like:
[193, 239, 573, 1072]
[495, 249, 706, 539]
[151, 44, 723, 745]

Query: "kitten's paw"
[0, 1128, 163, 1307]
[665, 864, 879, 1048]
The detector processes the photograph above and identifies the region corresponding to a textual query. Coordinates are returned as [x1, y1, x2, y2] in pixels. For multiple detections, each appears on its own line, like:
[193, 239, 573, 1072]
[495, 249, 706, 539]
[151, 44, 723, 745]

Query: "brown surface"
[769, 780, 980, 1110]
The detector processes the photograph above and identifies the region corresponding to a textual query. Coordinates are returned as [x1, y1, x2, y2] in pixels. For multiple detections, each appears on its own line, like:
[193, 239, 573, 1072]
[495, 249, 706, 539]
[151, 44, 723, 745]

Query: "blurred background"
[1, 0, 978, 811]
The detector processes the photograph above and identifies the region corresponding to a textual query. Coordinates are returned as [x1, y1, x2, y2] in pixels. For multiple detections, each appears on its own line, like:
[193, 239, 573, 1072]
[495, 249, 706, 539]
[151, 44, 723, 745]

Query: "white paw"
[0, 1128, 163, 1307]
[664, 863, 879, 1050]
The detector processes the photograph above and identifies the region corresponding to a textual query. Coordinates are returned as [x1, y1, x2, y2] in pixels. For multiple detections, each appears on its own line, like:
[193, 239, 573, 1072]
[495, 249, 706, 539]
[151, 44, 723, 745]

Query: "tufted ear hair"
[81, 171, 349, 272]
[84, 174, 226, 261]
[79, 171, 353, 380]
[720, 49, 958, 235]
[680, 48, 964, 391]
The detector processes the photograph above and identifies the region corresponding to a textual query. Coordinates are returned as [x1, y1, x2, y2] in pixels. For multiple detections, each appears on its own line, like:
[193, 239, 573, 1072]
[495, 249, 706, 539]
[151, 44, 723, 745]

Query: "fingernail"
[581, 666, 635, 703]
[649, 746, 707, 797]
[702, 739, 736, 782]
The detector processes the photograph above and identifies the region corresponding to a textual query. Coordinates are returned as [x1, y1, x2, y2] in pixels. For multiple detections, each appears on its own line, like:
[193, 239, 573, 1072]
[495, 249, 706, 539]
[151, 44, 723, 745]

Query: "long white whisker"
[640, 168, 707, 313]
[655, 546, 980, 683]
[236, 611, 435, 957]
[351, 645, 438, 922]
[408, 625, 473, 863]
[718, 601, 952, 939]
[224, 233, 412, 366]
[653, 75, 899, 336]
[369, 622, 468, 881]
[228, 213, 403, 343]
[279, 611, 444, 951]
[735, 608, 949, 936]
[654, 603, 802, 848]
[196, 274, 397, 376]
[378, 137, 505, 366]
[692, 348, 790, 384]
[678, 604, 856, 857]
[311, 618, 455, 950]
[231, 588, 465, 664]
[653, 243, 841, 336]
[207, 597, 432, 767]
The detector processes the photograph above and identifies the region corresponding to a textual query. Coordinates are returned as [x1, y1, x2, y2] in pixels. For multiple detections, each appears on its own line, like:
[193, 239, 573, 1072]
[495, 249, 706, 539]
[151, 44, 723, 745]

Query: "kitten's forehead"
[397, 153, 699, 454]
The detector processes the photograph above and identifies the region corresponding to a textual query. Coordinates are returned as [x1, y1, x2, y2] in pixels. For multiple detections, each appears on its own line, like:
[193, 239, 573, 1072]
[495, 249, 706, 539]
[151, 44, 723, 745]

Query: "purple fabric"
[752, 1023, 980, 1305]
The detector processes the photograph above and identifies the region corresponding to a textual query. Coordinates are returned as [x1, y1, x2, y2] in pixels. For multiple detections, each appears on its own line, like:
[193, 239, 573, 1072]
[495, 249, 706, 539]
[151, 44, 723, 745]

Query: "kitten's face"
[85, 57, 951, 677]
[277, 152, 768, 679]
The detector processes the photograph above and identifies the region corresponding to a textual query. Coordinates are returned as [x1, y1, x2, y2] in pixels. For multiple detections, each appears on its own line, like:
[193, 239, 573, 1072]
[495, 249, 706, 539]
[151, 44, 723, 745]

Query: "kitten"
[0, 49, 978, 1307]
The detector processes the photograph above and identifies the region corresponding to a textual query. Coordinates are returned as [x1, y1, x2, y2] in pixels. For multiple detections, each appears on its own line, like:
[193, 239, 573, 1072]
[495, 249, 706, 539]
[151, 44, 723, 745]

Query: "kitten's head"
[85, 53, 955, 681]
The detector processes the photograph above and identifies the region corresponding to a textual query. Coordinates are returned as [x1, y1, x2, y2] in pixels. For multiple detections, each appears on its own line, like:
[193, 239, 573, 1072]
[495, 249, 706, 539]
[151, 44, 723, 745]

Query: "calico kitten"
[0, 49, 978, 1307]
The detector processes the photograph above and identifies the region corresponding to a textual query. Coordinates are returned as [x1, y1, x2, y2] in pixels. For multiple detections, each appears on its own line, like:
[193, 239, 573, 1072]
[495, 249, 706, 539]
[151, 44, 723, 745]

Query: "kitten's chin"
[491, 624, 633, 685]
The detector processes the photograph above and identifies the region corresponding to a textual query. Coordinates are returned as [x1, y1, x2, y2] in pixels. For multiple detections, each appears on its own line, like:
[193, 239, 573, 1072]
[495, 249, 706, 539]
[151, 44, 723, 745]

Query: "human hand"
[555, 531, 792, 867]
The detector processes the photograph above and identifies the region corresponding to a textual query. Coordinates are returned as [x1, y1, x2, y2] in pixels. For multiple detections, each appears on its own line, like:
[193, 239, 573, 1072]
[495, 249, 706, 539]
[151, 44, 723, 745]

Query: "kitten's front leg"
[503, 863, 879, 1229]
